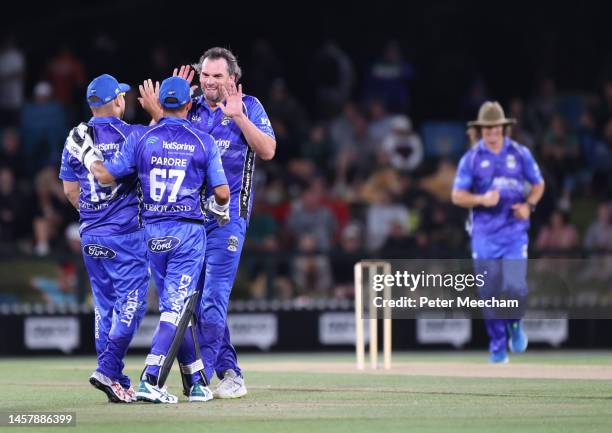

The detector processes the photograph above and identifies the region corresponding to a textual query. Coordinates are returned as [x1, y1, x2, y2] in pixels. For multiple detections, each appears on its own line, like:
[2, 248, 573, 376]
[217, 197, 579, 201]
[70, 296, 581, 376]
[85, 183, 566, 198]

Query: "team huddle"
[60, 48, 276, 403]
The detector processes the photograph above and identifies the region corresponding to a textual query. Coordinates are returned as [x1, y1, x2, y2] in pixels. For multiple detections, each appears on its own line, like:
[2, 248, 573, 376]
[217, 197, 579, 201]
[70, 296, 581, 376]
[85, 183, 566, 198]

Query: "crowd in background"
[1, 35, 611, 304]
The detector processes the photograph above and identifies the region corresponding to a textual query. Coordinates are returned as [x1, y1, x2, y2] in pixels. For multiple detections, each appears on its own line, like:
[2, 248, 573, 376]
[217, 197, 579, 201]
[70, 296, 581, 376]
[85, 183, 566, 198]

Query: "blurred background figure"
[364, 40, 415, 113]
[20, 81, 68, 175]
[536, 210, 580, 257]
[0, 35, 25, 127]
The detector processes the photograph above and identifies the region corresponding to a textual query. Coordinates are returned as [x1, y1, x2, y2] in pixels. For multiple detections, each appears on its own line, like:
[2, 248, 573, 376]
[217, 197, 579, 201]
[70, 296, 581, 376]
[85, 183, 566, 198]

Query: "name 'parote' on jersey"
[105, 117, 227, 223]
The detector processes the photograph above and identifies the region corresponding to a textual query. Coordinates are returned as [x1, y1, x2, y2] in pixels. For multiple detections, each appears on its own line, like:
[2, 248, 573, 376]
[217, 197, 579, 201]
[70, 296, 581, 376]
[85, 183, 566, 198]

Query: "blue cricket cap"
[159, 76, 190, 108]
[86, 74, 130, 107]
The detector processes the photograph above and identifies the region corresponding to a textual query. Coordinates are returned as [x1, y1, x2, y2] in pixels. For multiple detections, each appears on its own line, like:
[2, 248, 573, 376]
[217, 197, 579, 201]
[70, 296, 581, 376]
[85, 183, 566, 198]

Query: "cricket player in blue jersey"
[139, 48, 276, 398]
[452, 101, 545, 363]
[60, 74, 149, 403]
[67, 76, 230, 403]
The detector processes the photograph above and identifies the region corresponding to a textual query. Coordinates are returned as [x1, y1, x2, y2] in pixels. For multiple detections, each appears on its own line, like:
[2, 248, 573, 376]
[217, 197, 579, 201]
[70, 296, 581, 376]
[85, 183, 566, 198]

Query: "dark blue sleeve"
[106, 131, 139, 178]
[453, 151, 475, 191]
[59, 147, 78, 181]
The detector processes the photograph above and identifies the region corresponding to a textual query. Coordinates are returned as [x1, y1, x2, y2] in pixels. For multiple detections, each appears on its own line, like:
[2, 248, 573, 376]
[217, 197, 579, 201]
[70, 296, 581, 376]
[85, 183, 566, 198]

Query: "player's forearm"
[90, 161, 116, 185]
[62, 182, 80, 210]
[66, 193, 79, 210]
[213, 184, 230, 205]
[526, 182, 545, 206]
[234, 114, 276, 160]
[451, 189, 484, 208]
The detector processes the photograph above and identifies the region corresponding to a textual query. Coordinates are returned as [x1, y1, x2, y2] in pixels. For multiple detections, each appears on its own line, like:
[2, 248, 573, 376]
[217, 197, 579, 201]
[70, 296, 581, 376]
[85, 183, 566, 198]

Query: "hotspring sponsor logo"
[162, 141, 195, 152]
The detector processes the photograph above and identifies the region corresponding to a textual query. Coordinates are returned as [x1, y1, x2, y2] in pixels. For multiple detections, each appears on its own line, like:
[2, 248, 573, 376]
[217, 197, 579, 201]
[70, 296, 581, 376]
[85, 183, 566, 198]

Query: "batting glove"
[203, 195, 230, 226]
[65, 123, 103, 172]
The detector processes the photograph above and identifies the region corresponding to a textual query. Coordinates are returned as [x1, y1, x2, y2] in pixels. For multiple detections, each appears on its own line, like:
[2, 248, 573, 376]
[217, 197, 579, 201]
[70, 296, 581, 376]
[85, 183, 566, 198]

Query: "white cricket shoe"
[213, 370, 247, 399]
[89, 371, 131, 403]
[188, 381, 214, 402]
[136, 380, 178, 404]
[123, 386, 137, 402]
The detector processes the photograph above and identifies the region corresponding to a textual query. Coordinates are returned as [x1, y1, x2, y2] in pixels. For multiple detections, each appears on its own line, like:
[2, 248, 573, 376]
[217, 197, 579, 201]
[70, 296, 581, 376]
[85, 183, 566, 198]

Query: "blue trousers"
[196, 218, 246, 382]
[144, 221, 205, 379]
[471, 233, 528, 354]
[82, 229, 149, 387]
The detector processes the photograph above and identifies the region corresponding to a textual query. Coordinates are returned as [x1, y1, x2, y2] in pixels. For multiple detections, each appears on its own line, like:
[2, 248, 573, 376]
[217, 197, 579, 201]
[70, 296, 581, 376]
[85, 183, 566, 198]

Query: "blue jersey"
[59, 116, 147, 236]
[453, 138, 543, 238]
[188, 94, 274, 220]
[105, 117, 227, 224]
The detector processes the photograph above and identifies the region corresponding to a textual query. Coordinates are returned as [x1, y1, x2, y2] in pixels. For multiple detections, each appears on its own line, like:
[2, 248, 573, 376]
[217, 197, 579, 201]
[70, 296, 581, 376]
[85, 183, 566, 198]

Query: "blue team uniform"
[188, 94, 274, 380]
[59, 116, 149, 387]
[453, 137, 543, 354]
[105, 116, 227, 381]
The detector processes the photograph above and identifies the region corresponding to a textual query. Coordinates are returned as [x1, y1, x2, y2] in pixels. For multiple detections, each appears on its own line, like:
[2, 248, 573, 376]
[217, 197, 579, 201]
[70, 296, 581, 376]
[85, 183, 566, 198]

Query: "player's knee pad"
[145, 353, 166, 367]
[160, 311, 181, 326]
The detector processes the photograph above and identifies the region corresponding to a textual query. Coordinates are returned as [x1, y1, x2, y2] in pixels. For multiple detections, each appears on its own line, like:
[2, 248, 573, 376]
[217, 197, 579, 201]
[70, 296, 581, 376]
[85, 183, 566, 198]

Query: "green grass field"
[1, 352, 612, 433]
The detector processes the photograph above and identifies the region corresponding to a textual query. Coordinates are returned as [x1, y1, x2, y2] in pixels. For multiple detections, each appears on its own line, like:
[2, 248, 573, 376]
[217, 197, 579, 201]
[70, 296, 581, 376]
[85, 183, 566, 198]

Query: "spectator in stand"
[528, 77, 558, 136]
[380, 115, 424, 172]
[366, 99, 393, 154]
[331, 222, 365, 298]
[424, 203, 465, 257]
[364, 189, 410, 252]
[535, 210, 580, 256]
[329, 102, 363, 153]
[45, 45, 86, 107]
[266, 78, 310, 144]
[31, 167, 75, 256]
[291, 234, 333, 299]
[584, 204, 612, 254]
[246, 39, 283, 99]
[419, 159, 457, 202]
[379, 219, 413, 257]
[0, 128, 25, 180]
[541, 113, 580, 208]
[286, 183, 337, 252]
[20, 82, 68, 175]
[575, 111, 612, 197]
[0, 35, 25, 126]
[301, 124, 333, 169]
[508, 98, 535, 149]
[0, 167, 24, 247]
[310, 41, 355, 119]
[364, 40, 415, 113]
[246, 199, 279, 252]
[329, 102, 370, 192]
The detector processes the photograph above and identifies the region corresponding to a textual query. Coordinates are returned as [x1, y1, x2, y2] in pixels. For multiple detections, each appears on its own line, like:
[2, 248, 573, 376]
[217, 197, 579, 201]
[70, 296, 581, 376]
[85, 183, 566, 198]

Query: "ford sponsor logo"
[84, 244, 117, 259]
[147, 236, 181, 253]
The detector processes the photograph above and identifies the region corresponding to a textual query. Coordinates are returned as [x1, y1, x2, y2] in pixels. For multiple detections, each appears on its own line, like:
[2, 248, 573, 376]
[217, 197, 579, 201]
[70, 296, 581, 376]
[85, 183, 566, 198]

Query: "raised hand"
[138, 79, 162, 121]
[218, 83, 244, 119]
[173, 65, 198, 93]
